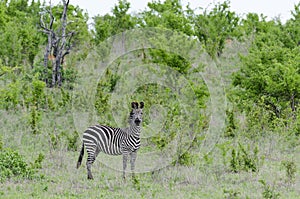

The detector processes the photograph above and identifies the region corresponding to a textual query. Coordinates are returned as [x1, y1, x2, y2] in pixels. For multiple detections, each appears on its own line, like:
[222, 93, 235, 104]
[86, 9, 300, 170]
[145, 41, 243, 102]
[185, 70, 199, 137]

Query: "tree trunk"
[56, 53, 62, 87]
[51, 59, 56, 87]
[291, 93, 296, 112]
[43, 34, 51, 85]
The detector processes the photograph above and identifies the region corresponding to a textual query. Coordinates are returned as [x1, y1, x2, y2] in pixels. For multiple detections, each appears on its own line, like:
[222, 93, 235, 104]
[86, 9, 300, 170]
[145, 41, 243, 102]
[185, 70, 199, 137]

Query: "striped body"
[77, 102, 144, 180]
[83, 125, 141, 156]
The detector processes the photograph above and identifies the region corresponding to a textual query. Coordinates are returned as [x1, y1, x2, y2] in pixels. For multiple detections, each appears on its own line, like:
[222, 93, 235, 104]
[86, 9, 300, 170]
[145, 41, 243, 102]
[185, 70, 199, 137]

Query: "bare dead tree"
[40, 8, 54, 85]
[40, 0, 75, 87]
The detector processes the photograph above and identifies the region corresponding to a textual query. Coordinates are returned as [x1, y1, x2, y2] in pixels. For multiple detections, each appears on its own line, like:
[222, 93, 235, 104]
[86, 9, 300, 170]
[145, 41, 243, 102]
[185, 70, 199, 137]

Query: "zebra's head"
[129, 102, 144, 126]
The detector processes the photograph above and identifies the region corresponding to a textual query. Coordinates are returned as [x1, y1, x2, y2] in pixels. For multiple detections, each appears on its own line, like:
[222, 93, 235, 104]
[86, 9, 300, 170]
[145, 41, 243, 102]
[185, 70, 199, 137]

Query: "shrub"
[172, 151, 195, 166]
[29, 105, 41, 134]
[31, 78, 46, 108]
[281, 160, 297, 184]
[66, 131, 79, 151]
[230, 143, 261, 172]
[30, 153, 45, 170]
[224, 109, 237, 137]
[259, 180, 280, 199]
[223, 189, 241, 199]
[0, 148, 34, 181]
[49, 132, 62, 151]
[0, 80, 21, 110]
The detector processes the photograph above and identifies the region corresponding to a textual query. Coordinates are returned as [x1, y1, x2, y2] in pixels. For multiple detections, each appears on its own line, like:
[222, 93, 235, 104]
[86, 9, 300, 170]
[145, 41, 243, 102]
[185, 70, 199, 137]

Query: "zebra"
[76, 101, 144, 180]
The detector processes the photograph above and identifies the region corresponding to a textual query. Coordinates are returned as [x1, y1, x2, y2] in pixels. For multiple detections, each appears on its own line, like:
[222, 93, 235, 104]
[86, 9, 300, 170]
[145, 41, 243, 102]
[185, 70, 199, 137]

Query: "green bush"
[223, 189, 241, 199]
[224, 109, 237, 137]
[58, 88, 71, 107]
[30, 153, 45, 170]
[259, 180, 280, 199]
[66, 131, 79, 151]
[0, 80, 22, 110]
[62, 66, 78, 90]
[31, 78, 46, 108]
[173, 151, 195, 166]
[230, 143, 261, 173]
[0, 148, 35, 181]
[29, 105, 41, 134]
[49, 132, 62, 150]
[281, 160, 297, 184]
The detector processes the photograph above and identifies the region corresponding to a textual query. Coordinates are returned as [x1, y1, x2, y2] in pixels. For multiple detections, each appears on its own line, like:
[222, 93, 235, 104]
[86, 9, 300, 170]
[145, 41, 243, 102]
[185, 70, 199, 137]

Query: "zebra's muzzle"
[134, 119, 141, 125]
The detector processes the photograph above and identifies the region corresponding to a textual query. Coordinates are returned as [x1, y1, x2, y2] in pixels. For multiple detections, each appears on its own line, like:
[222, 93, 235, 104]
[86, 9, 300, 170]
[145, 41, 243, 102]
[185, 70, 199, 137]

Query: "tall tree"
[0, 0, 43, 67]
[141, 0, 193, 35]
[93, 0, 136, 44]
[193, 1, 240, 58]
[232, 4, 300, 125]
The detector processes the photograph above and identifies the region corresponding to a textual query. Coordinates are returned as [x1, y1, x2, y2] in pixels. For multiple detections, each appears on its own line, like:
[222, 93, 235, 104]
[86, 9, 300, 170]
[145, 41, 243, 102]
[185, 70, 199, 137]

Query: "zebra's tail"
[76, 143, 84, 169]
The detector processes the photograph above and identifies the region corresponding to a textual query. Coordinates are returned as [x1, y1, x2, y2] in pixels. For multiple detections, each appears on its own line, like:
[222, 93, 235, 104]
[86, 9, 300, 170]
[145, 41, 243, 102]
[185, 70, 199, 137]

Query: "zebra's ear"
[140, 102, 144, 109]
[131, 102, 138, 109]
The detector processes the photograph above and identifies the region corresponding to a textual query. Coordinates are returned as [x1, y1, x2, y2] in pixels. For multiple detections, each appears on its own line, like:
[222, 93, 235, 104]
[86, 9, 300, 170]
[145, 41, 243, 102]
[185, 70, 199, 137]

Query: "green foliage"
[259, 180, 280, 199]
[0, 1, 299, 198]
[148, 50, 191, 74]
[93, 0, 136, 44]
[31, 77, 46, 107]
[0, 79, 22, 110]
[66, 131, 79, 151]
[173, 151, 195, 166]
[112, 0, 135, 31]
[0, 148, 35, 182]
[216, 141, 232, 167]
[203, 152, 213, 165]
[95, 68, 120, 124]
[59, 88, 71, 107]
[30, 153, 45, 170]
[0, 0, 44, 66]
[48, 130, 78, 151]
[230, 143, 261, 173]
[49, 132, 61, 150]
[32, 63, 78, 90]
[61, 66, 78, 89]
[151, 134, 168, 149]
[193, 1, 240, 58]
[0, 67, 49, 112]
[282, 3, 300, 48]
[239, 13, 275, 36]
[281, 160, 297, 184]
[42, 2, 90, 46]
[223, 189, 241, 199]
[29, 105, 41, 134]
[224, 109, 237, 137]
[48, 128, 66, 150]
[232, 6, 300, 131]
[140, 0, 193, 35]
[27, 76, 46, 134]
[132, 176, 141, 191]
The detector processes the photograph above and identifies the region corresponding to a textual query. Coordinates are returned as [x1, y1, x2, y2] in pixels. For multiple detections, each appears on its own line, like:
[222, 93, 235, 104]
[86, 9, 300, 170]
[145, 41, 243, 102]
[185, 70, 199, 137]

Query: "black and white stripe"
[77, 101, 144, 180]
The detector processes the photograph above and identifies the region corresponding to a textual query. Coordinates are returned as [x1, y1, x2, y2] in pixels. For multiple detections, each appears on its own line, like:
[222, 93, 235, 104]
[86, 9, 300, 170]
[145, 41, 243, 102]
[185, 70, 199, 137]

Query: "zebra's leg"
[123, 153, 128, 180]
[86, 146, 97, 180]
[130, 151, 137, 179]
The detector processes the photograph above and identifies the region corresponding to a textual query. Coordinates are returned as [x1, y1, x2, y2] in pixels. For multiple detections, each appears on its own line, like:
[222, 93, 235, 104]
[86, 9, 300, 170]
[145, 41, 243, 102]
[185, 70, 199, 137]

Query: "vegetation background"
[0, 0, 299, 198]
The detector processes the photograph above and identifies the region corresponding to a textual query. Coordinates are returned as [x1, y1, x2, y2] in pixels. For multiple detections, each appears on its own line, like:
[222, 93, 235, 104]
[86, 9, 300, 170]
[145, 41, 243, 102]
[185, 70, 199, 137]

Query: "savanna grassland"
[1, 0, 300, 198]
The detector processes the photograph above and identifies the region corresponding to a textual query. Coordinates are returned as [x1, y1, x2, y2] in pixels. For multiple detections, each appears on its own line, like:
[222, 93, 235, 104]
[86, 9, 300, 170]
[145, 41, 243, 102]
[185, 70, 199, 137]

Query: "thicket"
[0, 146, 44, 182]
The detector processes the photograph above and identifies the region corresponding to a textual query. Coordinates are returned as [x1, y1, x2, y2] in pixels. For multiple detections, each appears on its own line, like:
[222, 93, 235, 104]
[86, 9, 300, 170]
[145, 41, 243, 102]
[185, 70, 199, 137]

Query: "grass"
[1, 108, 299, 199]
